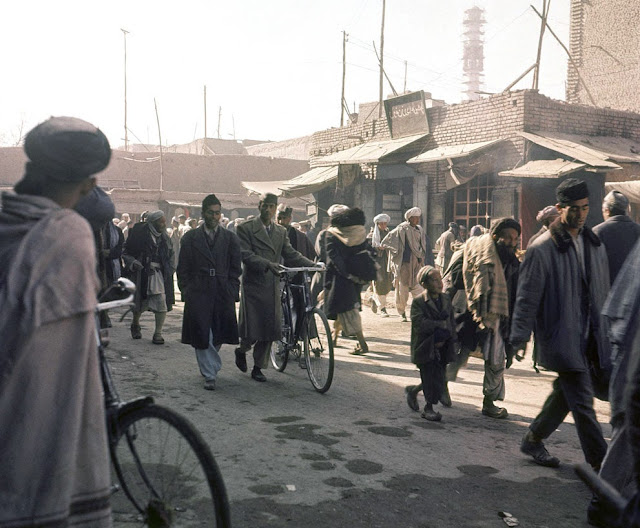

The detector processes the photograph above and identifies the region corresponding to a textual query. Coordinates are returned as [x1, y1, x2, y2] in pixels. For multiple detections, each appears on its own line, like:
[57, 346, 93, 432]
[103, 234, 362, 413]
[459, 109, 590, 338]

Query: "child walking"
[405, 265, 457, 421]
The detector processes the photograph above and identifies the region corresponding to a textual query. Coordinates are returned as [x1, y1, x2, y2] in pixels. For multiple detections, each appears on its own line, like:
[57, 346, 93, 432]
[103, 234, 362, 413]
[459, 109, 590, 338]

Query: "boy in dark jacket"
[406, 265, 457, 421]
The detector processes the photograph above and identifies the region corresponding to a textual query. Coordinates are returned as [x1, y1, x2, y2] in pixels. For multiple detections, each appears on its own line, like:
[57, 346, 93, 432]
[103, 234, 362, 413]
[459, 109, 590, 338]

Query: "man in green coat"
[235, 193, 315, 382]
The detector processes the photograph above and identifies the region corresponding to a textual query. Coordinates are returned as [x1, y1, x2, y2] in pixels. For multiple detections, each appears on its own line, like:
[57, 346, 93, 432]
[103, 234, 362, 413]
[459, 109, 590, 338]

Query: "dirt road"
[106, 299, 610, 527]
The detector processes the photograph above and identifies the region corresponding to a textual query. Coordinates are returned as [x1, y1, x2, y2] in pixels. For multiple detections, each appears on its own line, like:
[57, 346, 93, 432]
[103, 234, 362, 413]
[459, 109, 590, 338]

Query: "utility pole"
[403, 60, 408, 93]
[204, 85, 207, 139]
[232, 114, 236, 140]
[154, 98, 164, 192]
[121, 28, 130, 151]
[532, 0, 550, 90]
[378, 0, 386, 118]
[217, 107, 221, 139]
[340, 31, 348, 127]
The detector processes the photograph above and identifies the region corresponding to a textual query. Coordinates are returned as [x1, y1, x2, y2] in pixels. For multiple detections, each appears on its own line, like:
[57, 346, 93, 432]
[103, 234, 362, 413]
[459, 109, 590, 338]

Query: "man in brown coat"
[235, 193, 315, 382]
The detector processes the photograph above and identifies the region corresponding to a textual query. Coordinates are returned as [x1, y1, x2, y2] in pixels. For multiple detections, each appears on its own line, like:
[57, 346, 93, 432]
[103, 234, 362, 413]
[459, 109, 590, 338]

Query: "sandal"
[349, 345, 366, 356]
[152, 333, 165, 345]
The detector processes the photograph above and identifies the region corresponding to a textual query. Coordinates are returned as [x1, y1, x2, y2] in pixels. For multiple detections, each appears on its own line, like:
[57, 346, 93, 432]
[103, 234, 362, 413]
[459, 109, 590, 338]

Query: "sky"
[0, 0, 570, 148]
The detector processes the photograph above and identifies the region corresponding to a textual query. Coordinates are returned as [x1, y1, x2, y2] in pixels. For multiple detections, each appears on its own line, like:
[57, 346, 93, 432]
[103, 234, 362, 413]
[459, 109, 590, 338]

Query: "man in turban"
[461, 217, 521, 419]
[368, 213, 393, 316]
[382, 207, 426, 321]
[435, 222, 460, 273]
[527, 205, 560, 248]
[511, 178, 610, 470]
[123, 209, 175, 344]
[0, 116, 112, 527]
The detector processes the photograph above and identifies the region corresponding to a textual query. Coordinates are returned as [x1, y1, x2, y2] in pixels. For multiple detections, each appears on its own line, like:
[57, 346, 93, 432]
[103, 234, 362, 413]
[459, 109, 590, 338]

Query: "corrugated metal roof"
[313, 134, 426, 166]
[498, 159, 586, 178]
[520, 132, 624, 169]
[242, 165, 338, 198]
[406, 139, 505, 164]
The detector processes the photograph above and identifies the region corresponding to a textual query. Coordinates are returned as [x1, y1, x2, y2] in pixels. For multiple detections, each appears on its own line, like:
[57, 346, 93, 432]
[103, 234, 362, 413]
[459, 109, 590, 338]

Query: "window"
[453, 173, 494, 229]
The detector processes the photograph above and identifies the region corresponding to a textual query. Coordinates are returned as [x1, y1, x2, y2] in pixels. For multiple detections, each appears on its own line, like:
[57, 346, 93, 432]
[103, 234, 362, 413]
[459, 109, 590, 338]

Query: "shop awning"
[605, 180, 640, 203]
[499, 159, 586, 179]
[242, 165, 338, 198]
[406, 138, 506, 164]
[313, 134, 427, 166]
[520, 132, 626, 170]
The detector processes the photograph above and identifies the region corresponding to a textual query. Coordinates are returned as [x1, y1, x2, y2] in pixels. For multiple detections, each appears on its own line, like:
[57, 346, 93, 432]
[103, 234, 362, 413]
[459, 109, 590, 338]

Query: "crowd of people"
[4, 116, 640, 527]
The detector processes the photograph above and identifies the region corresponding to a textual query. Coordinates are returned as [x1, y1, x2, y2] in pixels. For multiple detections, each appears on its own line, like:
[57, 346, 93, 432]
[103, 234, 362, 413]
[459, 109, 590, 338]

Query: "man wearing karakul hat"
[511, 178, 610, 471]
[0, 116, 113, 527]
[381, 207, 427, 322]
[122, 208, 175, 344]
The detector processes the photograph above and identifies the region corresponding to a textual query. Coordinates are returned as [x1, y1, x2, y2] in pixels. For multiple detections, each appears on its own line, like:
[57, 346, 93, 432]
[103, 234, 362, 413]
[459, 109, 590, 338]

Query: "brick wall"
[568, 0, 640, 113]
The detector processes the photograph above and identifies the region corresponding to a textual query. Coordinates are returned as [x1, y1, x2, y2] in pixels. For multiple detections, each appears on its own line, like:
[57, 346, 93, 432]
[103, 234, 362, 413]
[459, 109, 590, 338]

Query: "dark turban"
[74, 186, 115, 230]
[490, 217, 521, 237]
[330, 207, 366, 228]
[556, 178, 589, 205]
[24, 116, 111, 182]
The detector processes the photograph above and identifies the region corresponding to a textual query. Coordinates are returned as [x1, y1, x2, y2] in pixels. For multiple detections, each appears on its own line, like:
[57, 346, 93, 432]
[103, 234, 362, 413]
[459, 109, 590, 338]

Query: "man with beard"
[235, 193, 315, 382]
[510, 178, 610, 470]
[462, 217, 521, 419]
[178, 194, 242, 390]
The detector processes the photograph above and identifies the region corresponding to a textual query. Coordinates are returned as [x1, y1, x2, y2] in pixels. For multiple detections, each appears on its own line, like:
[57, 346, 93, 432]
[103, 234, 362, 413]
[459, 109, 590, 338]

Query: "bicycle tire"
[110, 403, 231, 527]
[269, 338, 289, 372]
[304, 307, 334, 393]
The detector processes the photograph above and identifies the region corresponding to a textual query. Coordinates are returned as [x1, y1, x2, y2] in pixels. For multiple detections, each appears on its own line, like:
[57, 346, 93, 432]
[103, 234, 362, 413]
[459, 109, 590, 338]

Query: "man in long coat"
[178, 194, 242, 391]
[510, 178, 610, 470]
[235, 193, 315, 382]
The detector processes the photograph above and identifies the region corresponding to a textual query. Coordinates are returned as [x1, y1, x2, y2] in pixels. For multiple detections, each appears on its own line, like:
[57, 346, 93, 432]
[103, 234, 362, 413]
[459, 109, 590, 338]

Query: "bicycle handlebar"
[97, 277, 136, 312]
[279, 265, 325, 273]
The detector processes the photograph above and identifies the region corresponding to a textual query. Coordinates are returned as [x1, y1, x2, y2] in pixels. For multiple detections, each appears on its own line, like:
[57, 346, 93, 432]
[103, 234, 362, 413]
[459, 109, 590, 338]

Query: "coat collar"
[548, 218, 601, 253]
[192, 225, 218, 263]
[250, 216, 277, 250]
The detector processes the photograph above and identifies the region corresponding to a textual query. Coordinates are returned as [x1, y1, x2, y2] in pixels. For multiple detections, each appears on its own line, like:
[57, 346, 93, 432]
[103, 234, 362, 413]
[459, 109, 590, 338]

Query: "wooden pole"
[154, 98, 164, 192]
[403, 60, 408, 93]
[378, 0, 386, 118]
[121, 29, 129, 152]
[503, 63, 537, 92]
[532, 0, 549, 90]
[530, 4, 597, 106]
[340, 31, 347, 127]
[217, 106, 221, 139]
[204, 85, 207, 139]
[373, 41, 397, 96]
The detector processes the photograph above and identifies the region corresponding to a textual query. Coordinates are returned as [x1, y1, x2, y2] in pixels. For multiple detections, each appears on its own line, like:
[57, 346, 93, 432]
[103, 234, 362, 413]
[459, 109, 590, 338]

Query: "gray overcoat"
[237, 217, 315, 342]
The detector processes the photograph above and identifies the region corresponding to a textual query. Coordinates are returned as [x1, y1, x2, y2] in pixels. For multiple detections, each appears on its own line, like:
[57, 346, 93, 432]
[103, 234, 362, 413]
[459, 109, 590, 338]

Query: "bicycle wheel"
[304, 307, 334, 393]
[270, 338, 289, 372]
[110, 403, 231, 527]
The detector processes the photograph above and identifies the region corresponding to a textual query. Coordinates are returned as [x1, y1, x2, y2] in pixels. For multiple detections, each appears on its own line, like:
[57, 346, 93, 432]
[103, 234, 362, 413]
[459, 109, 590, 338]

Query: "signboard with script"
[383, 91, 430, 139]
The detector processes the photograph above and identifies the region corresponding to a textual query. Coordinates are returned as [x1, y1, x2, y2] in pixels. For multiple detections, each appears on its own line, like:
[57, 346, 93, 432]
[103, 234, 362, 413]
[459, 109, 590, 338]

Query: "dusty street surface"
[105, 297, 610, 528]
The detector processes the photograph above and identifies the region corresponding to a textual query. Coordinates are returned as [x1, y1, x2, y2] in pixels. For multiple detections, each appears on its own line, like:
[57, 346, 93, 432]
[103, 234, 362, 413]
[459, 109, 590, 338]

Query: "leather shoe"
[520, 434, 560, 468]
[204, 380, 216, 391]
[235, 348, 248, 373]
[405, 386, 420, 412]
[130, 324, 142, 339]
[251, 367, 267, 382]
[440, 385, 452, 407]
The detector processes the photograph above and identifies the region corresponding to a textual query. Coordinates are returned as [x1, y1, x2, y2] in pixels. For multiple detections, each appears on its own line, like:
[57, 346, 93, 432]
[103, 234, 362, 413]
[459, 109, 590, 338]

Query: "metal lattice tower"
[462, 6, 486, 101]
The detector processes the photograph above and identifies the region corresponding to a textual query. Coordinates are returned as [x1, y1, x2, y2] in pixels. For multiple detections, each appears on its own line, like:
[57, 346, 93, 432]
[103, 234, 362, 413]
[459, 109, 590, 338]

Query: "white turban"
[374, 213, 390, 224]
[327, 204, 349, 217]
[404, 207, 422, 221]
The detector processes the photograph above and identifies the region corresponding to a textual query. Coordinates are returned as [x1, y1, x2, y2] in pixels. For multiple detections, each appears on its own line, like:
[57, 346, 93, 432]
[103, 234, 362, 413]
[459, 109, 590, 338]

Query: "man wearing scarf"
[0, 116, 112, 527]
[511, 178, 610, 470]
[123, 209, 175, 344]
[528, 205, 560, 248]
[463, 217, 521, 419]
[382, 207, 426, 322]
[368, 213, 393, 317]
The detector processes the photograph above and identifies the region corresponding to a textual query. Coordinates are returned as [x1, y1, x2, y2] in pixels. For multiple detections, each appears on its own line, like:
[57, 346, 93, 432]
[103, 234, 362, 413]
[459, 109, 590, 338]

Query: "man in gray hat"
[511, 178, 610, 470]
[0, 116, 112, 527]
[235, 192, 315, 382]
[593, 190, 640, 285]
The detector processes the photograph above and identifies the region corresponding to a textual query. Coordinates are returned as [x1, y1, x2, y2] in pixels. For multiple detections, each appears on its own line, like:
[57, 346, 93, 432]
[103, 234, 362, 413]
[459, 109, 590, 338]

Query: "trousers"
[194, 330, 221, 382]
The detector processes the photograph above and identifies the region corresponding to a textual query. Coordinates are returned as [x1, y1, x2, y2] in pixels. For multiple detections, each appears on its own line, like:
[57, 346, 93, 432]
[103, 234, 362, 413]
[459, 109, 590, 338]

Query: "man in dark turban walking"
[0, 116, 112, 527]
[511, 178, 610, 470]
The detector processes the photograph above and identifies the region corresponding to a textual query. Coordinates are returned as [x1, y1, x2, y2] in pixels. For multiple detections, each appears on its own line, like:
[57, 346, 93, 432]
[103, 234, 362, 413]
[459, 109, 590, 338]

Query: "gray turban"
[24, 116, 111, 182]
[327, 204, 349, 217]
[416, 265, 437, 285]
[146, 210, 165, 223]
[603, 190, 629, 213]
[536, 205, 560, 223]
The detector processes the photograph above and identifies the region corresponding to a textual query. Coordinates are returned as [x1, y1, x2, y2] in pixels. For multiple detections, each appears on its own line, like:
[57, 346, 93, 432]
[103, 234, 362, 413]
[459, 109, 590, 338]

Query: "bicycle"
[269, 266, 334, 393]
[97, 278, 231, 527]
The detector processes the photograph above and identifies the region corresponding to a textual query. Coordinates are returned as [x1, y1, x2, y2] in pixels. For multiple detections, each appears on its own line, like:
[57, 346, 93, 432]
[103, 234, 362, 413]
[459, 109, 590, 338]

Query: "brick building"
[252, 89, 640, 245]
[567, 0, 640, 113]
